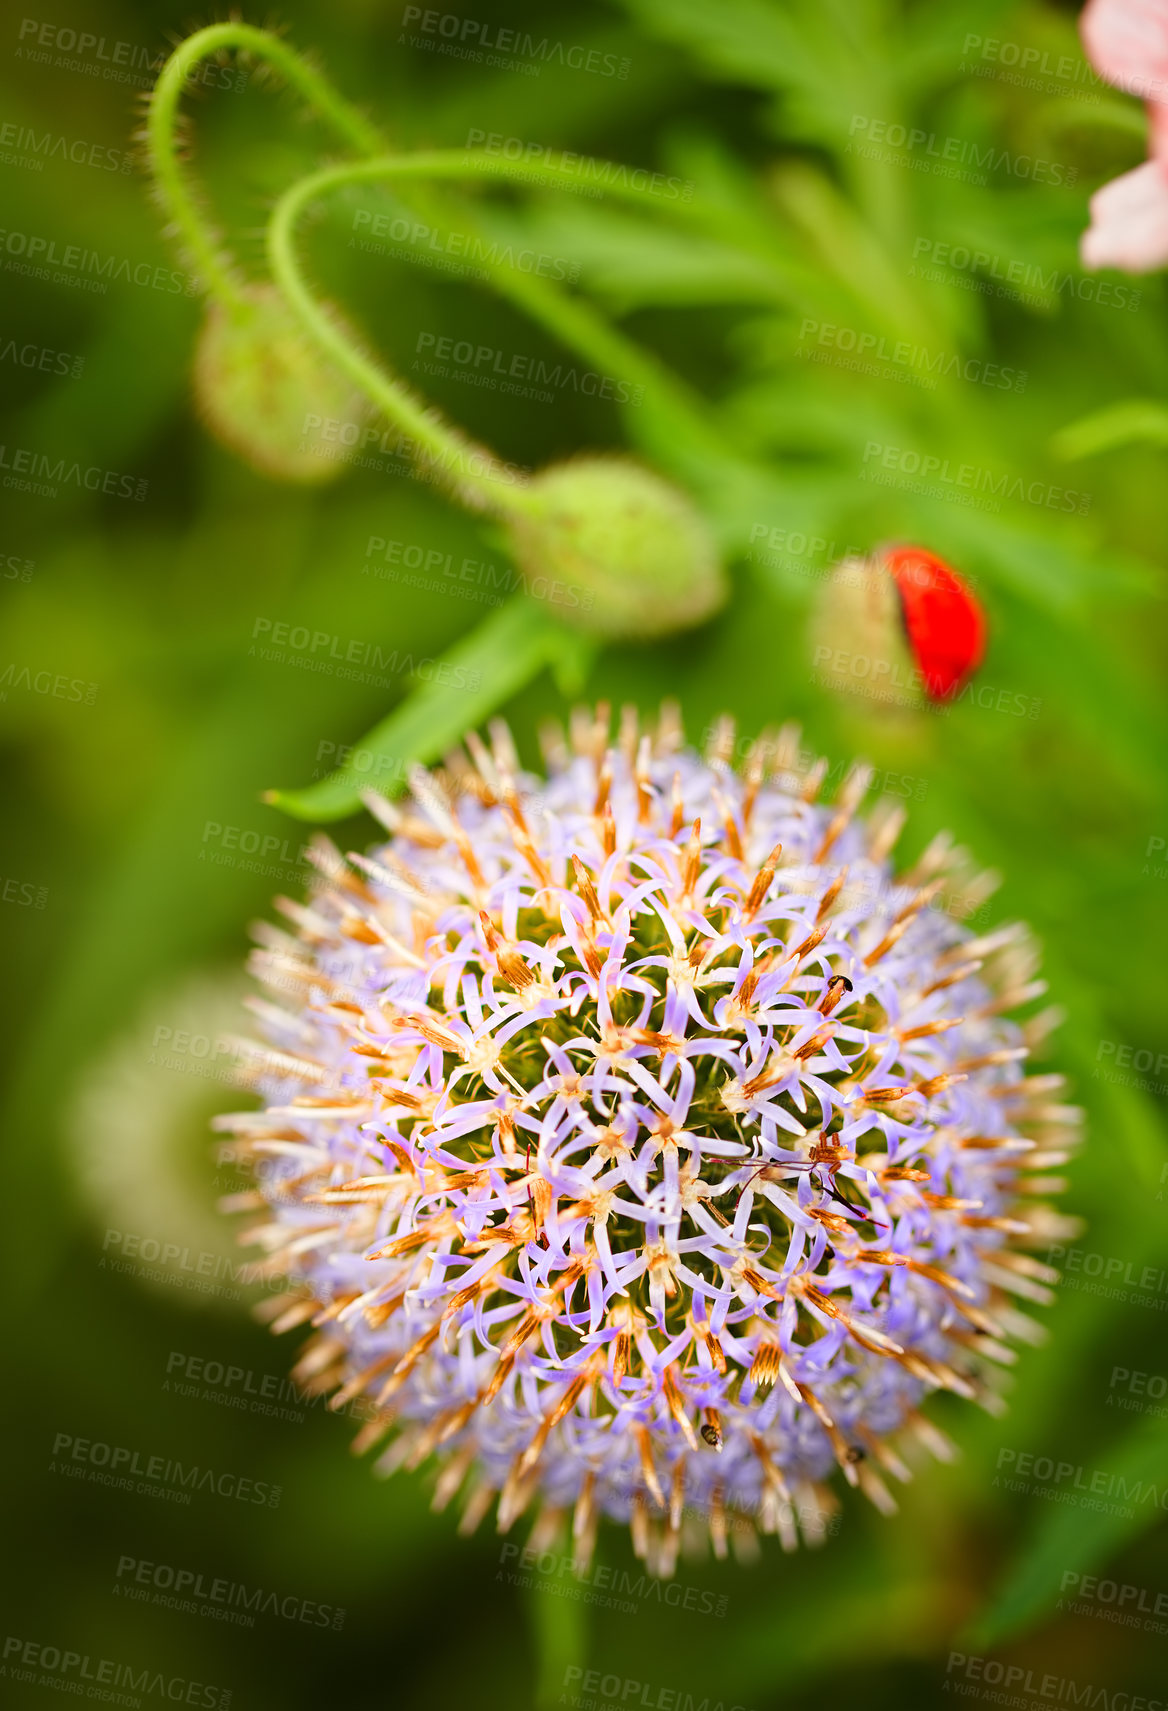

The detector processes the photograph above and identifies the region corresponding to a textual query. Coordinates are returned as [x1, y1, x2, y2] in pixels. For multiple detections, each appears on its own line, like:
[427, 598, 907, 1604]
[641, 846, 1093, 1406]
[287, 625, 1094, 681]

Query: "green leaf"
[970, 1411, 1168, 1646]
[618, 0, 877, 151]
[526, 1573, 587, 1709]
[265, 598, 584, 821]
[1052, 399, 1168, 460]
[483, 200, 789, 312]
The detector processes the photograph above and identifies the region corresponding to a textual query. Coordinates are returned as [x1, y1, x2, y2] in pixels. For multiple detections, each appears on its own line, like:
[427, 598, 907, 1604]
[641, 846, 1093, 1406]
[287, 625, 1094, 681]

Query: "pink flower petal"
[1150, 97, 1168, 162]
[1081, 157, 1168, 270]
[1082, 0, 1168, 102]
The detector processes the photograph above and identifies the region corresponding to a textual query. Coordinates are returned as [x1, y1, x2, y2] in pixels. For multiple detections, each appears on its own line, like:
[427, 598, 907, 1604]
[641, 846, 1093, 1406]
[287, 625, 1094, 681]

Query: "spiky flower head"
[223, 706, 1080, 1575]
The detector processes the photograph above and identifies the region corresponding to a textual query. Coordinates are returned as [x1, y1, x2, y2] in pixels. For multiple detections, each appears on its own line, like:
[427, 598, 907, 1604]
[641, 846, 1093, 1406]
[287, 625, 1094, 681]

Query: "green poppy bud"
[193, 283, 368, 483]
[809, 554, 923, 712]
[505, 456, 726, 639]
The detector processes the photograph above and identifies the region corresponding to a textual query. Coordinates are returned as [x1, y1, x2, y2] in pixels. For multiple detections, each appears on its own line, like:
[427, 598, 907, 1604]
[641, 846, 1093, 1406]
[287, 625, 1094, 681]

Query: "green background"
[1, 1, 1166, 1707]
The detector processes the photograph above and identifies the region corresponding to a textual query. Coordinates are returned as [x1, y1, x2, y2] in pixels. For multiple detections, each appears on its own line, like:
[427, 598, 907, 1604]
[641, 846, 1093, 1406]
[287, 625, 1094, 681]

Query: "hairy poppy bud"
[505, 456, 727, 639]
[193, 284, 368, 483]
[811, 546, 985, 709]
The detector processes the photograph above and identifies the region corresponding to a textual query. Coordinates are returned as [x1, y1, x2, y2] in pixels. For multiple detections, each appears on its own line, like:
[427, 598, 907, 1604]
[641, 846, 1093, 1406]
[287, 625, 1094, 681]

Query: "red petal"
[884, 546, 986, 701]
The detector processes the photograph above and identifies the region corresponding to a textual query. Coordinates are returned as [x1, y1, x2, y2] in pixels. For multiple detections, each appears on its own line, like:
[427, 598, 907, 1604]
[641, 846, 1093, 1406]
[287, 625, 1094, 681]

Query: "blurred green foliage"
[1, 2, 1166, 1708]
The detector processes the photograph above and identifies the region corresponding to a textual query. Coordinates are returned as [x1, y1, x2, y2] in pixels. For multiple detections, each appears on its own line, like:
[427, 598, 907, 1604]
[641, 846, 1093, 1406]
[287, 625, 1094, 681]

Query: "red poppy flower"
[883, 546, 986, 701]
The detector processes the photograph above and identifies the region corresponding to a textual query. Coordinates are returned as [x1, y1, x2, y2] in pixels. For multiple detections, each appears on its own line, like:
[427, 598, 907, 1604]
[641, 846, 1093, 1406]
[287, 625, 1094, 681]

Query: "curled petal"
[1081, 159, 1168, 272]
[1081, 0, 1168, 103]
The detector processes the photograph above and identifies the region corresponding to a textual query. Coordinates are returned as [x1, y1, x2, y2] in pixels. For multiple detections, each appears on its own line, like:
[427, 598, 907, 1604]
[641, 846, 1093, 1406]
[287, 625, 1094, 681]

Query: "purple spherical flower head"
[220, 705, 1081, 1576]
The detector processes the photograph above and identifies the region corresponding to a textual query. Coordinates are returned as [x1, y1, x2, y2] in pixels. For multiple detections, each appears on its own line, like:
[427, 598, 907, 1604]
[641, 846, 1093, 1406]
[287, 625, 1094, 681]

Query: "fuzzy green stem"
[269, 159, 537, 517]
[329, 149, 715, 410]
[400, 165, 725, 455]
[151, 25, 715, 444]
[268, 151, 734, 509]
[397, 147, 703, 213]
[147, 23, 385, 310]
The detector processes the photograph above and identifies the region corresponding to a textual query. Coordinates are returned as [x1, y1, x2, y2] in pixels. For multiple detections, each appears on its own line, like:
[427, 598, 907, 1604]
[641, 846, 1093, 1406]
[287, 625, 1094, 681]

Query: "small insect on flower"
[219, 705, 1079, 1577]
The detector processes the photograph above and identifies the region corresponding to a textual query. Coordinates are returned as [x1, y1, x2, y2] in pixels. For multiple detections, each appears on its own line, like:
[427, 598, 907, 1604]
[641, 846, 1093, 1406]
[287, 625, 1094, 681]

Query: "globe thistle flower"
[220, 706, 1080, 1574]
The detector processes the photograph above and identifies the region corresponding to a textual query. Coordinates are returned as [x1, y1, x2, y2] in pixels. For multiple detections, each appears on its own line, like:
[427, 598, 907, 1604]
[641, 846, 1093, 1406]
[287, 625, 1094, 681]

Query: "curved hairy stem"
[151, 26, 719, 448]
[268, 157, 548, 516]
[269, 150, 741, 507]
[146, 23, 384, 308]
